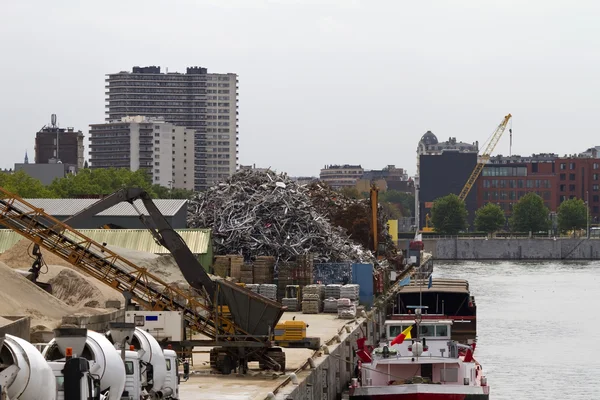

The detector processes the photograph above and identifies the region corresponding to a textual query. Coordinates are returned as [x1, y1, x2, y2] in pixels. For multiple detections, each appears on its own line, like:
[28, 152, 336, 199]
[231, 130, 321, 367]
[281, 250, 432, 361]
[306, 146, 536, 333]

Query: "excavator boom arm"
[63, 188, 215, 298]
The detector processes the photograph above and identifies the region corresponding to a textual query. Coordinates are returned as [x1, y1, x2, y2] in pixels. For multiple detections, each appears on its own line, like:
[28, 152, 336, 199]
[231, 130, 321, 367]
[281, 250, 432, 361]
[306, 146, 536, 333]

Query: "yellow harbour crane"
[422, 114, 512, 232]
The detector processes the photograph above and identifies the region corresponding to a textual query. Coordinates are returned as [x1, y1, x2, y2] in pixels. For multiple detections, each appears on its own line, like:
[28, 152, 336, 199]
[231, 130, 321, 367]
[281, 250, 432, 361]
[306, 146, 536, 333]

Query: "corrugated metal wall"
[0, 229, 211, 255]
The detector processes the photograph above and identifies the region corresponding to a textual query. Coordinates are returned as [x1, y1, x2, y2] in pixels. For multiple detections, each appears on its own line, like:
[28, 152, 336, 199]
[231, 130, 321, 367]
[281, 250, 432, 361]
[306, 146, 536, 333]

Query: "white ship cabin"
[384, 319, 452, 356]
[361, 320, 483, 387]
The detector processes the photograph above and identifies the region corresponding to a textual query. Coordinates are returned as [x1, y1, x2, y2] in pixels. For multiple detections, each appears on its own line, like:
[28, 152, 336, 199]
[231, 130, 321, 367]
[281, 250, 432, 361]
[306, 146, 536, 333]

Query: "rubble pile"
[188, 170, 394, 262]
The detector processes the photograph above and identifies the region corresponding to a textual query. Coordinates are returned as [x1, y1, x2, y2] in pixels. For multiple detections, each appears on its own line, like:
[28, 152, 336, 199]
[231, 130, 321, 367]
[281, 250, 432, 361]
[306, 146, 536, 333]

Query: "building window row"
[482, 166, 528, 177]
[482, 190, 552, 201]
[482, 179, 551, 189]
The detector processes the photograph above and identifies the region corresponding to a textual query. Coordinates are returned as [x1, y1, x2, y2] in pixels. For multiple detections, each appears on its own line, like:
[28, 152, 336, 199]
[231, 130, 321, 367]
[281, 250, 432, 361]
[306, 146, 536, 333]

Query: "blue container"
[351, 263, 374, 307]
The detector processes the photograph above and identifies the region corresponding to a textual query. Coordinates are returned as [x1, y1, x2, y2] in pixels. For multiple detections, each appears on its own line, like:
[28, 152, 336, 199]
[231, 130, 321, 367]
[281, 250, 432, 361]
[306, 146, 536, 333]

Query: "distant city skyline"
[3, 1, 600, 179]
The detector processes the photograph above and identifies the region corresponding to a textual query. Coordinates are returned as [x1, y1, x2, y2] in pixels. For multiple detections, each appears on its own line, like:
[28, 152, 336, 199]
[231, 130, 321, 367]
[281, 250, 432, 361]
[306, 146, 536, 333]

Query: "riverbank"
[424, 237, 600, 260]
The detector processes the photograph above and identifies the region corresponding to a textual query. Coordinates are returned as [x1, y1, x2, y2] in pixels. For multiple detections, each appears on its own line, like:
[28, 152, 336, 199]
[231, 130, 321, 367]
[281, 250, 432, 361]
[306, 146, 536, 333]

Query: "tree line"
[430, 193, 589, 235]
[338, 187, 415, 219]
[0, 168, 195, 199]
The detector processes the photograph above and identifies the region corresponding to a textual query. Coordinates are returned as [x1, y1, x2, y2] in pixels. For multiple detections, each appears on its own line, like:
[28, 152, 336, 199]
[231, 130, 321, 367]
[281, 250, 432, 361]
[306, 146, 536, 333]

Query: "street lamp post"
[587, 191, 590, 239]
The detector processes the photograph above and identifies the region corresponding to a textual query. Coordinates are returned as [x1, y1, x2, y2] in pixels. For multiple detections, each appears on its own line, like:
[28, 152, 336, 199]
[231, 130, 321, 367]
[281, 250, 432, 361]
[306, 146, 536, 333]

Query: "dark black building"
[35, 124, 84, 168]
[419, 151, 478, 229]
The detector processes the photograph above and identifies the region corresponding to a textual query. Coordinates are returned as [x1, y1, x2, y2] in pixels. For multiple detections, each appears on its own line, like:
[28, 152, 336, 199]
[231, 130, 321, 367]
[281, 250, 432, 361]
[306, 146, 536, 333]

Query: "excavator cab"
[25, 244, 53, 294]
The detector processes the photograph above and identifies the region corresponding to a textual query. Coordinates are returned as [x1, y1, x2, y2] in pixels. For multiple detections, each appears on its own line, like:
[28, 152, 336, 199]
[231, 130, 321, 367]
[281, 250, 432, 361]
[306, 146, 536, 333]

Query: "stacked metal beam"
[302, 284, 325, 314]
[325, 284, 342, 299]
[340, 284, 360, 301]
[337, 298, 356, 319]
[258, 284, 277, 301]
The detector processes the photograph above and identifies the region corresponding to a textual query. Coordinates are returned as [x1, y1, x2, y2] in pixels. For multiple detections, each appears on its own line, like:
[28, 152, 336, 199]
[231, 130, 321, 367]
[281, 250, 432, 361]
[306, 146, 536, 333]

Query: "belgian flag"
[391, 324, 415, 345]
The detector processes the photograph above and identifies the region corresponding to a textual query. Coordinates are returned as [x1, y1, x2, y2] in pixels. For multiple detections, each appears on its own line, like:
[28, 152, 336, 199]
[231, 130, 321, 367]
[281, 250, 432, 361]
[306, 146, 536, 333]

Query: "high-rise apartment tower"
[105, 66, 238, 191]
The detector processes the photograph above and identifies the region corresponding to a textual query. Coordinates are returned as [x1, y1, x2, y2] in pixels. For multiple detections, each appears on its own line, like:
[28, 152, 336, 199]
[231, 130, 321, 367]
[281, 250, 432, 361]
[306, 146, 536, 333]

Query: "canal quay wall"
[423, 237, 600, 260]
[272, 303, 386, 400]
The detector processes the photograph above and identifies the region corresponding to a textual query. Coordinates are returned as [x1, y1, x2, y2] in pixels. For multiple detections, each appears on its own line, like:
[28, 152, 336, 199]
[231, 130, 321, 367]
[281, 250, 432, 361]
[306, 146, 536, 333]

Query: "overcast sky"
[2, 0, 599, 177]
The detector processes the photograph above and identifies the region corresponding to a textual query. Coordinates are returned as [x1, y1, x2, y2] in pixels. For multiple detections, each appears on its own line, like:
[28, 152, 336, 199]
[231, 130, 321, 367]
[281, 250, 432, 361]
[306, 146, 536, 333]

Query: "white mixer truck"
[44, 327, 126, 400]
[106, 324, 179, 399]
[0, 333, 58, 400]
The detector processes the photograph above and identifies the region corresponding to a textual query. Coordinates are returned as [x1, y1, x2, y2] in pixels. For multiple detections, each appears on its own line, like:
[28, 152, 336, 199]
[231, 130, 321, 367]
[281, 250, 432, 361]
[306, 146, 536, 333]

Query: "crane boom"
[458, 114, 512, 202]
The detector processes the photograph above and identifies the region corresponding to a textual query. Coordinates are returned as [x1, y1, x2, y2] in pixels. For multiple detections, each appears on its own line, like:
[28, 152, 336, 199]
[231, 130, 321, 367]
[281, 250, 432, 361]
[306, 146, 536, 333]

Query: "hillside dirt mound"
[47, 267, 124, 308]
[0, 238, 75, 270]
[0, 260, 75, 329]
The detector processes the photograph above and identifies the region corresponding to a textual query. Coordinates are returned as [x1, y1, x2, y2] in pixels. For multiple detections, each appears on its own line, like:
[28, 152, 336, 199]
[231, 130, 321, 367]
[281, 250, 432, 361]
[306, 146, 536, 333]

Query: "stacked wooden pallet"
[253, 256, 275, 284]
[240, 263, 254, 284]
[213, 256, 230, 278]
[229, 255, 244, 281]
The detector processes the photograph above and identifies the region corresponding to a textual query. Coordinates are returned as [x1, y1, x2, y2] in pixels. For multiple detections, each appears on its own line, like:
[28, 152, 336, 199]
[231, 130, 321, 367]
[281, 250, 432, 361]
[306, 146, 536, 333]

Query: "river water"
[435, 261, 600, 399]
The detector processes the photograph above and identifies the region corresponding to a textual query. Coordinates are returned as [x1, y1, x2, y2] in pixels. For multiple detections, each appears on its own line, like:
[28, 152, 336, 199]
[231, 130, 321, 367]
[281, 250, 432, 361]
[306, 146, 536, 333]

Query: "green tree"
[430, 194, 468, 234]
[48, 168, 156, 198]
[380, 190, 415, 217]
[557, 198, 588, 232]
[474, 203, 505, 233]
[510, 193, 550, 232]
[338, 187, 362, 199]
[151, 184, 195, 199]
[380, 201, 402, 220]
[0, 170, 56, 198]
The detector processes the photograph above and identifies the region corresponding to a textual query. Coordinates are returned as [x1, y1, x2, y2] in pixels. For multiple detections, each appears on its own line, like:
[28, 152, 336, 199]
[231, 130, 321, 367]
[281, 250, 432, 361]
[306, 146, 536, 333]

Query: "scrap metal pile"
[187, 169, 396, 262]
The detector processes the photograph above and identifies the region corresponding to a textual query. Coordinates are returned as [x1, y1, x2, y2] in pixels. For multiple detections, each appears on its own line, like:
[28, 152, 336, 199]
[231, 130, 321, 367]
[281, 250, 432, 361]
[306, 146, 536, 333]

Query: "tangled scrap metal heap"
[187, 169, 393, 262]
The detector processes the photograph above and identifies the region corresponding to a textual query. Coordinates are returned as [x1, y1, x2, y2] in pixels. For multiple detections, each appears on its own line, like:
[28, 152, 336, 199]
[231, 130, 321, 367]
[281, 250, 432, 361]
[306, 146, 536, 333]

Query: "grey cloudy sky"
[1, 0, 598, 177]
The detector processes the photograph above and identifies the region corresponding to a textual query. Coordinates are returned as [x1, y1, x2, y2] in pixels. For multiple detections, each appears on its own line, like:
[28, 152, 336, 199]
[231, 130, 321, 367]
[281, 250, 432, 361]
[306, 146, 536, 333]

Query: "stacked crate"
[254, 256, 275, 284]
[213, 256, 230, 278]
[240, 263, 254, 284]
[295, 254, 314, 286]
[276, 261, 296, 301]
[230, 255, 244, 281]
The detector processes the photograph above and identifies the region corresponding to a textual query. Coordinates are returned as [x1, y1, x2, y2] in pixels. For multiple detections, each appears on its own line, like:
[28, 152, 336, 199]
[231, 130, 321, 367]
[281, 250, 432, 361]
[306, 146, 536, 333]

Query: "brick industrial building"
[477, 154, 600, 222]
[35, 114, 84, 169]
[417, 132, 600, 229]
[415, 136, 600, 227]
[105, 66, 238, 191]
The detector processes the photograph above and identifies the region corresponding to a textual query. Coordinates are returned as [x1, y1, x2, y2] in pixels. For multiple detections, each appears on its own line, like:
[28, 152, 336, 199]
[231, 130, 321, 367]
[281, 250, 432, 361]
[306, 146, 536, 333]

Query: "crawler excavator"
[0, 187, 319, 374]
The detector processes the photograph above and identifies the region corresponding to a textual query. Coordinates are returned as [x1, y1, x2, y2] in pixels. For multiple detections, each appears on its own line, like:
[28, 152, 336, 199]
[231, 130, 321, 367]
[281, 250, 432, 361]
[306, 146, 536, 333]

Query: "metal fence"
[313, 262, 352, 285]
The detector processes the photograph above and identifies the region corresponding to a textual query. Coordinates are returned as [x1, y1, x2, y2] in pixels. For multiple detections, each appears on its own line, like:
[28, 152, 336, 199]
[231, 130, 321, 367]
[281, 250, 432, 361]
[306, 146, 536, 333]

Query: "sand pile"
[0, 260, 75, 329]
[0, 238, 74, 270]
[47, 267, 123, 308]
[107, 245, 186, 284]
